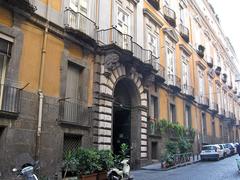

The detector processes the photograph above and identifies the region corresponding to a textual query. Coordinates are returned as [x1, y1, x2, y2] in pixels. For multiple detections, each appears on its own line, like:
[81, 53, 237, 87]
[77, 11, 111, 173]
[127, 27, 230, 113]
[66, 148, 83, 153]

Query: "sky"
[208, 0, 240, 61]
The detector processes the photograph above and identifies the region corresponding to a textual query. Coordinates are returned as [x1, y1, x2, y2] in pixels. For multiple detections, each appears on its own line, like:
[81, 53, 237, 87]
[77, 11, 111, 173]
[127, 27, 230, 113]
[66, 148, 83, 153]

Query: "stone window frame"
[0, 24, 23, 86]
[184, 103, 192, 128]
[60, 50, 89, 104]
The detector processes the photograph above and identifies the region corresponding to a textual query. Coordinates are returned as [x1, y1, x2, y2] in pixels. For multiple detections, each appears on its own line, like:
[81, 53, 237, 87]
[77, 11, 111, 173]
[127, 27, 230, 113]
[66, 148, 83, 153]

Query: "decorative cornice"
[143, 8, 164, 28]
[179, 44, 192, 56]
[163, 28, 179, 43]
[196, 61, 206, 70]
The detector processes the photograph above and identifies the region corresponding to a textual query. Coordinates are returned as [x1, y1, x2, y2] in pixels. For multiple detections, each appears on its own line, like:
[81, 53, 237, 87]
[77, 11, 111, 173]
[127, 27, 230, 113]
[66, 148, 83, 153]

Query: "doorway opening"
[112, 78, 140, 163]
[112, 107, 131, 155]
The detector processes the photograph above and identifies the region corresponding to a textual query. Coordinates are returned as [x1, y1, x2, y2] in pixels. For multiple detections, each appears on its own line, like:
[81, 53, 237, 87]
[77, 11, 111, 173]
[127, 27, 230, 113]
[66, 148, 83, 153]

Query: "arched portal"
[112, 78, 140, 156]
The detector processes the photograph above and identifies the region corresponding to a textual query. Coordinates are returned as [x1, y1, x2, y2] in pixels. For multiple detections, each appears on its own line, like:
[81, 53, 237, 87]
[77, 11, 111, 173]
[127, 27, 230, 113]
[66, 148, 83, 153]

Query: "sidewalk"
[140, 154, 201, 171]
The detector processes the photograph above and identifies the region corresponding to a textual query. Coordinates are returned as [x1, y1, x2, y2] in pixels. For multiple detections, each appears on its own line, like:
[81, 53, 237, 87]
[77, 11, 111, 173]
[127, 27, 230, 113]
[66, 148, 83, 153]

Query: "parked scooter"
[12, 153, 39, 180]
[12, 163, 39, 180]
[107, 159, 133, 180]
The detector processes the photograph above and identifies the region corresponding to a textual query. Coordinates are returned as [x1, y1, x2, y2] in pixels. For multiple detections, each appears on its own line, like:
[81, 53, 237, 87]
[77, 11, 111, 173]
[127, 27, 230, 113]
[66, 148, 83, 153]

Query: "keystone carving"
[104, 53, 120, 77]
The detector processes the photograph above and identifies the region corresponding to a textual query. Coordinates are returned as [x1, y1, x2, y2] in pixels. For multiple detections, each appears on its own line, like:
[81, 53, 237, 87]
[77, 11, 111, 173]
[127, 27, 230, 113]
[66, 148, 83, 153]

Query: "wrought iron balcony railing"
[97, 27, 133, 52]
[58, 99, 91, 127]
[4, 0, 37, 13]
[179, 24, 189, 43]
[182, 84, 194, 99]
[196, 45, 205, 58]
[163, 6, 176, 27]
[132, 42, 153, 63]
[215, 66, 221, 76]
[147, 0, 160, 10]
[219, 108, 225, 117]
[154, 62, 165, 82]
[64, 8, 97, 40]
[167, 74, 181, 91]
[197, 96, 209, 107]
[0, 84, 21, 115]
[209, 102, 218, 113]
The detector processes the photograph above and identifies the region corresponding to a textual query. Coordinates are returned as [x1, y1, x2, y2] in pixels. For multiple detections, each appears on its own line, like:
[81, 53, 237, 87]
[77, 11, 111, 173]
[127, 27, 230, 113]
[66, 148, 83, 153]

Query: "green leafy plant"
[75, 148, 101, 175]
[165, 140, 178, 155]
[98, 149, 114, 171]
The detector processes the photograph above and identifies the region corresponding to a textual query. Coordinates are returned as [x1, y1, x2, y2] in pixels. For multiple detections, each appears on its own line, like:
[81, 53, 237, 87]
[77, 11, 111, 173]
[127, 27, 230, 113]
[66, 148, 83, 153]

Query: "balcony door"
[65, 62, 83, 123]
[166, 47, 175, 85]
[116, 7, 131, 50]
[69, 0, 88, 31]
[182, 54, 189, 94]
[0, 54, 8, 111]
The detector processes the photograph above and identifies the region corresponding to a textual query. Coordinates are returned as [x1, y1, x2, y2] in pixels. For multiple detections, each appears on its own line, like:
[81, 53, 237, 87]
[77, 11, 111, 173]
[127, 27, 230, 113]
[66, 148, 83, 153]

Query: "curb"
[140, 160, 201, 171]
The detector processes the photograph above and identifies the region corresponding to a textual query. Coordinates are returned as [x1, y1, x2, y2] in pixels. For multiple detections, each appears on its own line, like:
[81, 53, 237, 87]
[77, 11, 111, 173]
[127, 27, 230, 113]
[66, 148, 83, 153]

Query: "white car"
[200, 144, 224, 161]
[219, 144, 230, 157]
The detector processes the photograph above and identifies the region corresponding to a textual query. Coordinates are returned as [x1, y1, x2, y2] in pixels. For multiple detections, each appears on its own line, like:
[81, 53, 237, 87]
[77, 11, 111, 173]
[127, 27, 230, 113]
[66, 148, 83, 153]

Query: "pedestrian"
[237, 143, 240, 156]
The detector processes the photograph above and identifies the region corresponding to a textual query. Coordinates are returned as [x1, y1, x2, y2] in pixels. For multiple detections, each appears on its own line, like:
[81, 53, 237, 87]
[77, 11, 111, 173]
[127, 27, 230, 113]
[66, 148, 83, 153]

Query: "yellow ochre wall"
[0, 7, 13, 27]
[40, 0, 62, 12]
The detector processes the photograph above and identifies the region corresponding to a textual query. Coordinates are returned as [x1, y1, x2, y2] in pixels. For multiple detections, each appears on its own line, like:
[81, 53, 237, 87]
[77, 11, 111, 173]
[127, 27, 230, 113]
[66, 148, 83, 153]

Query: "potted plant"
[97, 150, 114, 180]
[63, 151, 78, 179]
[75, 148, 101, 180]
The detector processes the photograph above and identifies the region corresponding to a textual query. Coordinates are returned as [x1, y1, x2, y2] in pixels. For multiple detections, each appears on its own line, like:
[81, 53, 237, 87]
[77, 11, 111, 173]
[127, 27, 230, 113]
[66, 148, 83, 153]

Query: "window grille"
[63, 134, 82, 156]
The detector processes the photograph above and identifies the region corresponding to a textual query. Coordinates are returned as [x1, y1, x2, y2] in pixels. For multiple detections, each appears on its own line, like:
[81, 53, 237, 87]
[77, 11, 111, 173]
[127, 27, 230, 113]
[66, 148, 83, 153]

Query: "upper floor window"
[198, 68, 205, 96]
[147, 32, 158, 57]
[181, 53, 189, 86]
[208, 79, 213, 107]
[165, 37, 175, 76]
[185, 105, 191, 128]
[117, 7, 130, 34]
[150, 95, 158, 120]
[145, 16, 160, 57]
[179, 3, 184, 24]
[216, 85, 222, 111]
[170, 103, 176, 123]
[70, 0, 88, 15]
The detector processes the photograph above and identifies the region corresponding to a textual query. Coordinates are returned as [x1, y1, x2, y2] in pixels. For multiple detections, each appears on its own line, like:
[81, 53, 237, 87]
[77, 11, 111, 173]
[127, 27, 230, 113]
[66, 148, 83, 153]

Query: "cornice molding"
[143, 8, 164, 28]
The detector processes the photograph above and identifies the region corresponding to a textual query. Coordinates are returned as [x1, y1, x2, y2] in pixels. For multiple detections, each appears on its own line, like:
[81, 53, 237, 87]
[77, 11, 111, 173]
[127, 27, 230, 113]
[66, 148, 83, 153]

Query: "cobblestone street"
[132, 155, 240, 180]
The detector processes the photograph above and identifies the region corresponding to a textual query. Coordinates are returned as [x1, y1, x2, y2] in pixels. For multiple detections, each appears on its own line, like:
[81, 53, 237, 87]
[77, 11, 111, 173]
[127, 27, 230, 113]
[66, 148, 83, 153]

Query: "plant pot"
[97, 171, 107, 180]
[79, 173, 97, 180]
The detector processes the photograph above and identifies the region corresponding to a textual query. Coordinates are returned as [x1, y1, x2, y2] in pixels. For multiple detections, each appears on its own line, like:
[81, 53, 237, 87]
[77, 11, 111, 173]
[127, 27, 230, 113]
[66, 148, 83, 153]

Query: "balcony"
[4, 0, 37, 13]
[207, 57, 214, 68]
[181, 84, 194, 100]
[197, 96, 209, 108]
[218, 108, 225, 118]
[196, 45, 205, 58]
[132, 42, 159, 68]
[209, 102, 218, 113]
[58, 99, 91, 127]
[0, 84, 21, 117]
[154, 63, 165, 84]
[215, 66, 221, 76]
[233, 87, 237, 94]
[64, 8, 97, 42]
[147, 0, 160, 11]
[222, 73, 227, 83]
[97, 27, 132, 52]
[167, 74, 181, 92]
[179, 24, 189, 43]
[163, 6, 176, 27]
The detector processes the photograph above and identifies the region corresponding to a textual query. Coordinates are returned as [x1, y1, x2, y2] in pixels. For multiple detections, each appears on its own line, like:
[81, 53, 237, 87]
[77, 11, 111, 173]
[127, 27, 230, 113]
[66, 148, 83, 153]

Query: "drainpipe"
[35, 0, 50, 160]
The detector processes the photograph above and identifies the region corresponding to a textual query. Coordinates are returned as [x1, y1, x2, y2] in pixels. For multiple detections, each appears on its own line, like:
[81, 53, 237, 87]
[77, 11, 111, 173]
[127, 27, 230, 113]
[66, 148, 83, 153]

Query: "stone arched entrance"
[93, 55, 149, 168]
[112, 78, 140, 162]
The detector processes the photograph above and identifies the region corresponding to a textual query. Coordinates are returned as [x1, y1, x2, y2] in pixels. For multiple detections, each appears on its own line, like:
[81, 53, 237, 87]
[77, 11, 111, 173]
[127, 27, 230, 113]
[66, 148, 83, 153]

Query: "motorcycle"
[12, 153, 39, 180]
[107, 159, 133, 180]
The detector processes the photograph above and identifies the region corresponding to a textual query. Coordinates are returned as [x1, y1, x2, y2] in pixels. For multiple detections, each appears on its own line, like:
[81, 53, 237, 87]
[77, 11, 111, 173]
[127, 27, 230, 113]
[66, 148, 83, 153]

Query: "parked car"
[225, 143, 236, 155]
[234, 143, 239, 153]
[200, 144, 224, 161]
[223, 144, 231, 156]
[219, 144, 229, 158]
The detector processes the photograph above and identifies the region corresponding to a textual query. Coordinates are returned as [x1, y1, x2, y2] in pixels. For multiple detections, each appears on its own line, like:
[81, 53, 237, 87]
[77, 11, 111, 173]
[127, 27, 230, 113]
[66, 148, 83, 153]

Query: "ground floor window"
[63, 134, 82, 156]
